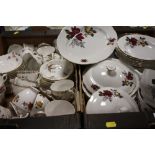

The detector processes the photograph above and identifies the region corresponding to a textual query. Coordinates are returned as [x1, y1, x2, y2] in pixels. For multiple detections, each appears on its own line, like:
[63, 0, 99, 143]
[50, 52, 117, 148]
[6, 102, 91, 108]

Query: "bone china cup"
[30, 93, 50, 116]
[50, 80, 74, 101]
[11, 87, 39, 115]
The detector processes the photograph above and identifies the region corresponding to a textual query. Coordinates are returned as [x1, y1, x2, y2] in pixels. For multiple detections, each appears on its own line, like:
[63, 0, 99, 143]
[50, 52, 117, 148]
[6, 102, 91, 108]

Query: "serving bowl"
[83, 58, 139, 97]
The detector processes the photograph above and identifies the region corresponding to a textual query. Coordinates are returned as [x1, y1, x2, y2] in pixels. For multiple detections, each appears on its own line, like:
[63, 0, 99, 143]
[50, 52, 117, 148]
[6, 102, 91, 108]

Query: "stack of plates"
[116, 34, 155, 69]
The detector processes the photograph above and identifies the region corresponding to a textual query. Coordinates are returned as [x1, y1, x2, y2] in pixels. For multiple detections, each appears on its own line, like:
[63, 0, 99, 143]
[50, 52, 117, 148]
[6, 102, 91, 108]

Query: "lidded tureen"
[83, 58, 139, 97]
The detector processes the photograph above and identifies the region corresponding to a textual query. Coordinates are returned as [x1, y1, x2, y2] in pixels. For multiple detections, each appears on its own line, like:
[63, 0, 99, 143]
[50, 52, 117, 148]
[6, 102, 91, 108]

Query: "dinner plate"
[0, 53, 23, 74]
[83, 58, 139, 97]
[57, 26, 117, 64]
[86, 87, 139, 114]
[117, 34, 155, 60]
[40, 59, 74, 81]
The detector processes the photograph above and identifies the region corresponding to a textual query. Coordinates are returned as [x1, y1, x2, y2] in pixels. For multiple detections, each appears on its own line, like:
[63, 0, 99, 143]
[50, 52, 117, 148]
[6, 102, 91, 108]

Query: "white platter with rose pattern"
[117, 34, 155, 60]
[57, 26, 117, 65]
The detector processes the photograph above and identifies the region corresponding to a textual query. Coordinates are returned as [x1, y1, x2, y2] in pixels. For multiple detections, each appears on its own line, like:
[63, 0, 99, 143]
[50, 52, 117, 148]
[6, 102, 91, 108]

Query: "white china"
[30, 93, 50, 116]
[50, 80, 74, 101]
[37, 45, 55, 57]
[117, 34, 155, 60]
[40, 59, 74, 81]
[0, 106, 12, 119]
[83, 58, 139, 97]
[86, 87, 139, 114]
[0, 53, 23, 74]
[57, 26, 117, 65]
[11, 87, 39, 115]
[13, 77, 36, 87]
[11, 83, 29, 96]
[17, 71, 39, 82]
[140, 69, 155, 105]
[22, 51, 43, 70]
[44, 100, 75, 116]
[7, 44, 23, 55]
[23, 43, 34, 51]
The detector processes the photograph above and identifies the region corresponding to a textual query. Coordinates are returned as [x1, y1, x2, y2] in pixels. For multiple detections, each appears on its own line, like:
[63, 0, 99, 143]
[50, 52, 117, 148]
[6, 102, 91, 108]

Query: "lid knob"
[106, 65, 116, 76]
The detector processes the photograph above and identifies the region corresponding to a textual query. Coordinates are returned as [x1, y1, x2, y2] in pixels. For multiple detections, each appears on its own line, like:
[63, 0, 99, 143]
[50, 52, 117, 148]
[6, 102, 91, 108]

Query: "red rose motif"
[99, 90, 113, 97]
[91, 84, 100, 91]
[28, 102, 33, 111]
[126, 72, 133, 80]
[71, 26, 80, 35]
[103, 90, 113, 97]
[76, 33, 84, 41]
[128, 37, 137, 46]
[109, 38, 116, 42]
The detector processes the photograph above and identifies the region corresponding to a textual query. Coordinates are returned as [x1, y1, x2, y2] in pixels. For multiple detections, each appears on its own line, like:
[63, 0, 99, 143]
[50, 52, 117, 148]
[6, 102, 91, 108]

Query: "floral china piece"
[86, 87, 139, 114]
[40, 59, 74, 81]
[0, 106, 12, 119]
[11, 87, 39, 116]
[17, 71, 39, 82]
[37, 45, 55, 57]
[57, 26, 117, 64]
[117, 34, 155, 60]
[83, 58, 139, 97]
[7, 44, 23, 56]
[0, 52, 23, 74]
[50, 80, 75, 101]
[44, 100, 75, 116]
[30, 93, 50, 116]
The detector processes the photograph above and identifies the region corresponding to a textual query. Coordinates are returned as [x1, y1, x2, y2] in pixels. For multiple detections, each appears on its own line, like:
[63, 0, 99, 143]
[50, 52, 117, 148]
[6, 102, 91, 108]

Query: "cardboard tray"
[0, 29, 81, 129]
[79, 26, 155, 129]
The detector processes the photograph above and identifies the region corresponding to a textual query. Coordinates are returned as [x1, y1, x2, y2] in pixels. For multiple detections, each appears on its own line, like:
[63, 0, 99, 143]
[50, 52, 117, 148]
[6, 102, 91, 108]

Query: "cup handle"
[2, 74, 7, 82]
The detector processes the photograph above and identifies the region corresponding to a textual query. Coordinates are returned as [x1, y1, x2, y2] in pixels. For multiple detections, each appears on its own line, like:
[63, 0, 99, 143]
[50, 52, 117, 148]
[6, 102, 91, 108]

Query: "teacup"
[30, 93, 50, 116]
[0, 105, 12, 119]
[11, 87, 39, 116]
[17, 71, 39, 82]
[13, 77, 37, 87]
[50, 80, 74, 101]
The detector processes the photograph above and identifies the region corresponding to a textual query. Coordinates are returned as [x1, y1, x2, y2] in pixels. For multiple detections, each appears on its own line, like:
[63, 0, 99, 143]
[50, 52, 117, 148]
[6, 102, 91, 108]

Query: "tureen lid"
[83, 58, 139, 97]
[86, 87, 139, 114]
